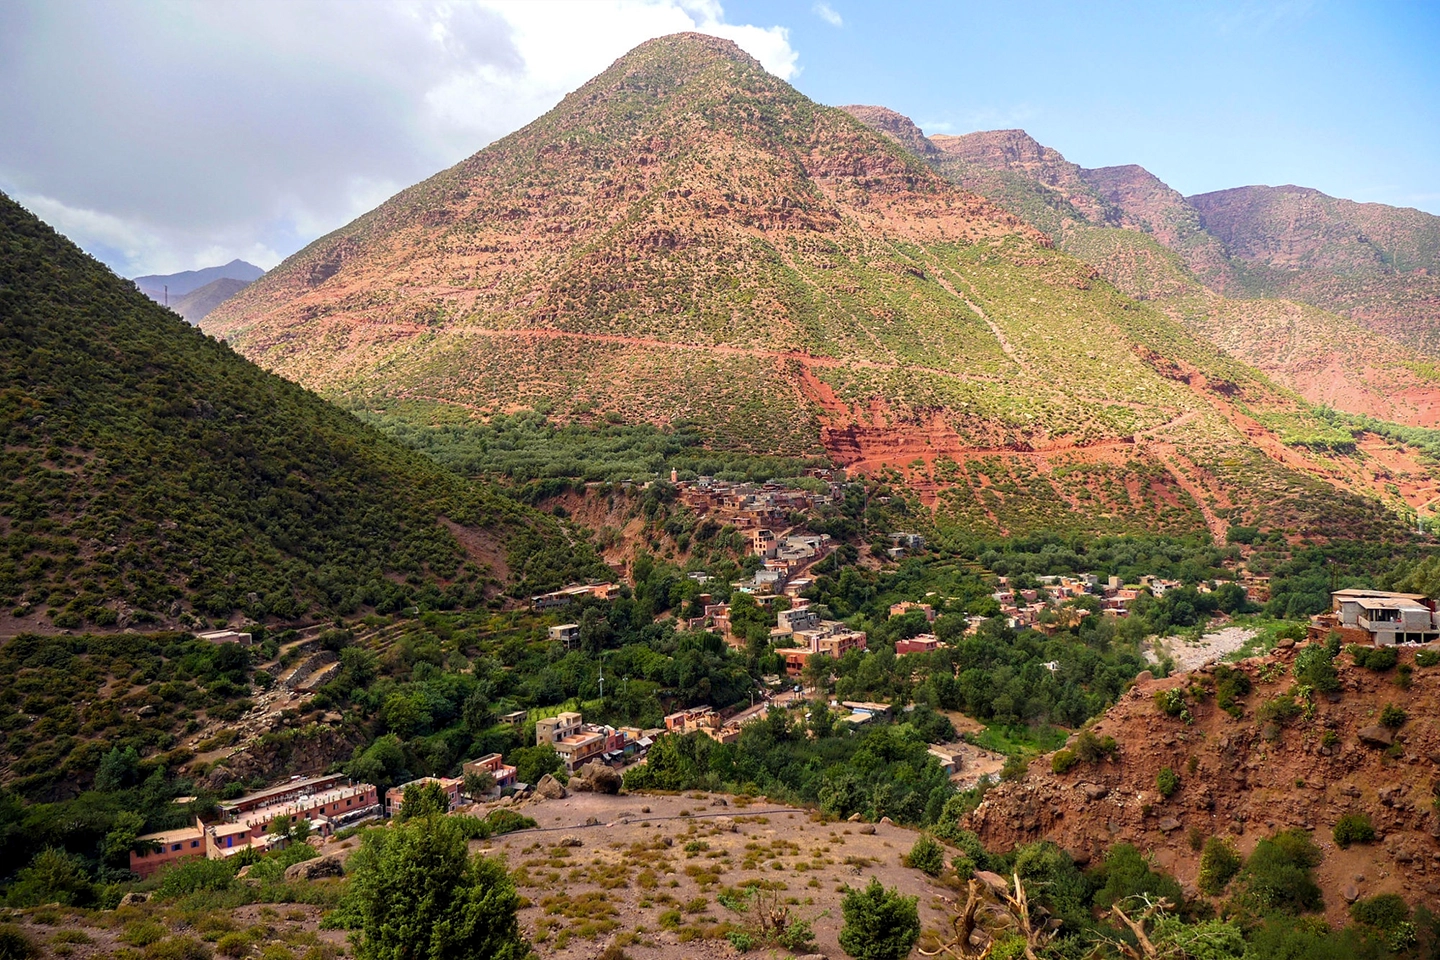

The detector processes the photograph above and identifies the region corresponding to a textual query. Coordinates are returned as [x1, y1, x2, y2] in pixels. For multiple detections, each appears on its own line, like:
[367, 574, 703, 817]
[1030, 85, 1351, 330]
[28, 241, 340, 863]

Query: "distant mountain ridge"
[206, 33, 1414, 543]
[134, 258, 264, 301]
[846, 107, 1440, 432]
[170, 276, 253, 323]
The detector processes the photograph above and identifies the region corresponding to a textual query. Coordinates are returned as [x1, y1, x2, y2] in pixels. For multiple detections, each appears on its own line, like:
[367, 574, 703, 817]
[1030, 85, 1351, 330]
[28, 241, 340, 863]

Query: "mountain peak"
[838, 105, 937, 157]
[929, 129, 1055, 166]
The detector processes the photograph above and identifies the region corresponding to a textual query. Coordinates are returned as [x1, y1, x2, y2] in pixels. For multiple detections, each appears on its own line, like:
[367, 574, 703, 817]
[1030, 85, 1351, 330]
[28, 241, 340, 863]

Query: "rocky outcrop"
[283, 855, 345, 881]
[570, 761, 622, 795]
[961, 645, 1440, 926]
[839, 105, 938, 157]
[535, 774, 567, 800]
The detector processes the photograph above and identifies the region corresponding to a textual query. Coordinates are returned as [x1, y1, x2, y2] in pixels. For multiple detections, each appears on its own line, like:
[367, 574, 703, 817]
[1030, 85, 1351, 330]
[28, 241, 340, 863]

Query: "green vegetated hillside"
[902, 118, 1440, 433]
[0, 192, 603, 632]
[207, 34, 1402, 544]
[1190, 184, 1440, 353]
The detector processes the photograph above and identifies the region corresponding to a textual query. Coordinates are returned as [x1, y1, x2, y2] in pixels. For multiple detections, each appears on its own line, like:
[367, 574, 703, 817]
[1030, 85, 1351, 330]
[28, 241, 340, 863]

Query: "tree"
[463, 770, 497, 799]
[102, 811, 150, 868]
[840, 878, 920, 960]
[346, 811, 529, 960]
[398, 781, 451, 821]
[7, 848, 94, 907]
[511, 744, 563, 785]
[905, 834, 946, 877]
[93, 746, 140, 792]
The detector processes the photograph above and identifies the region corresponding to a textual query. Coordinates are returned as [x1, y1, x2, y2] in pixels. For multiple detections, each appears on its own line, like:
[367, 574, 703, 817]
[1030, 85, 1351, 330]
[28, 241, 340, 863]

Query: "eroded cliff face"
[964, 644, 1440, 925]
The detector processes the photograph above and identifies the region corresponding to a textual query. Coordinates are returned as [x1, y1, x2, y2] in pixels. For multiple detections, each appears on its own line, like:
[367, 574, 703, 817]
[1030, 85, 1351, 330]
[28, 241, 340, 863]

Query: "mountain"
[965, 644, 1440, 928]
[0, 192, 599, 634]
[169, 276, 252, 323]
[1188, 185, 1440, 353]
[860, 112, 1440, 434]
[208, 33, 1409, 542]
[134, 258, 264, 302]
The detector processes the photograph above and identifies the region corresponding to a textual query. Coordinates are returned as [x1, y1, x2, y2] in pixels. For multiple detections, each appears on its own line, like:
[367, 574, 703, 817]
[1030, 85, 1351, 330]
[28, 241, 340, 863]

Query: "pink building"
[385, 777, 463, 818]
[895, 634, 942, 655]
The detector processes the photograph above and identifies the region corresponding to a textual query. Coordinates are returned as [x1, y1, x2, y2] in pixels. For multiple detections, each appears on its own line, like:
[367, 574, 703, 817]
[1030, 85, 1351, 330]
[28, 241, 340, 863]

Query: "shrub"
[1000, 755, 1029, 781]
[1156, 767, 1180, 799]
[215, 934, 251, 959]
[1197, 837, 1242, 896]
[1416, 649, 1440, 668]
[1051, 749, 1077, 774]
[1071, 730, 1118, 764]
[1350, 892, 1409, 931]
[1213, 665, 1252, 717]
[144, 938, 213, 960]
[1256, 693, 1303, 727]
[1240, 829, 1324, 914]
[1293, 644, 1341, 694]
[1380, 704, 1408, 729]
[155, 857, 236, 900]
[904, 835, 945, 877]
[0, 926, 38, 960]
[1350, 645, 1397, 671]
[1333, 813, 1376, 848]
[1154, 689, 1187, 717]
[1090, 843, 1184, 912]
[120, 922, 169, 948]
[839, 879, 920, 960]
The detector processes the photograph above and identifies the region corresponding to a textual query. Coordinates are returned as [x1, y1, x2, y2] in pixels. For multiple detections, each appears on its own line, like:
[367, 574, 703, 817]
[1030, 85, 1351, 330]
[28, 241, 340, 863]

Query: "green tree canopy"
[346, 813, 528, 960]
[839, 878, 920, 960]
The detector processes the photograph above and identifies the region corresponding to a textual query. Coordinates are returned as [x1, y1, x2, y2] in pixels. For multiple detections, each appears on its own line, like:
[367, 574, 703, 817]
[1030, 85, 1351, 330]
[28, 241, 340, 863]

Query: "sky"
[1, 0, 1436, 278]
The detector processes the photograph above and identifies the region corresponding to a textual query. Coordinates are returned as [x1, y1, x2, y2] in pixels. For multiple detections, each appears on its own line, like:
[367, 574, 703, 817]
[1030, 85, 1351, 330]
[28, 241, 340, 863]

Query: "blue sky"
[1, 0, 1435, 276]
[755, 0, 1440, 209]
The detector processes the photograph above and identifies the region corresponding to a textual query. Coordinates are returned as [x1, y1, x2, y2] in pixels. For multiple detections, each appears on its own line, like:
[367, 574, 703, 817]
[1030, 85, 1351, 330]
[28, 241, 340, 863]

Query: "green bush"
[1350, 645, 1397, 671]
[1154, 688, 1187, 717]
[904, 835, 945, 877]
[1197, 837, 1242, 896]
[154, 856, 236, 900]
[839, 878, 920, 960]
[1380, 704, 1408, 729]
[1071, 730, 1118, 764]
[144, 938, 213, 960]
[1333, 813, 1376, 848]
[1051, 749, 1077, 774]
[121, 922, 168, 948]
[215, 934, 251, 959]
[1256, 694, 1303, 727]
[1240, 829, 1324, 914]
[1415, 649, 1440, 668]
[1293, 643, 1341, 694]
[1350, 892, 1409, 930]
[1213, 665, 1252, 717]
[0, 925, 38, 960]
[1156, 767, 1180, 799]
[1089, 843, 1184, 912]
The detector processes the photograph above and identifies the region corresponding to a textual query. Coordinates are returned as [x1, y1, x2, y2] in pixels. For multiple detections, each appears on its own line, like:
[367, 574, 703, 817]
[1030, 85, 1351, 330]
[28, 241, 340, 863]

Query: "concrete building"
[1310, 589, 1440, 645]
[895, 634, 943, 655]
[536, 711, 584, 746]
[548, 623, 581, 650]
[385, 777, 463, 818]
[462, 754, 518, 793]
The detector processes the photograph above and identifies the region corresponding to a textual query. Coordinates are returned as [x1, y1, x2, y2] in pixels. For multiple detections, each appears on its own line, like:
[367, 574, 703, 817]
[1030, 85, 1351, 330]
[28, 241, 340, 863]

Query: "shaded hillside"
[171, 275, 251, 323]
[134, 258, 264, 300]
[1190, 185, 1440, 354]
[858, 112, 1440, 440]
[209, 35, 1405, 543]
[0, 192, 601, 633]
[965, 643, 1440, 927]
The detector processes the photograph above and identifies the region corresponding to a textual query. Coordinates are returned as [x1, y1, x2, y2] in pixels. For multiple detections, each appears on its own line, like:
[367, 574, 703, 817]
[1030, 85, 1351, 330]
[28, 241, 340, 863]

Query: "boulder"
[118, 892, 148, 907]
[283, 855, 345, 881]
[579, 761, 622, 795]
[1358, 725, 1395, 748]
[569, 775, 594, 793]
[1079, 783, 1109, 802]
[847, 813, 864, 822]
[1343, 884, 1360, 903]
[714, 817, 737, 833]
[535, 774, 567, 800]
[857, 824, 876, 835]
[1158, 818, 1182, 834]
[880, 816, 895, 826]
[557, 835, 583, 848]
[974, 870, 1010, 894]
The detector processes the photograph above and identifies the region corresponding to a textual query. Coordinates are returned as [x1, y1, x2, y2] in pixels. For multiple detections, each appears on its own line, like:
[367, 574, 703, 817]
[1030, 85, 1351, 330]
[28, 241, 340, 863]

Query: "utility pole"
[163, 284, 168, 307]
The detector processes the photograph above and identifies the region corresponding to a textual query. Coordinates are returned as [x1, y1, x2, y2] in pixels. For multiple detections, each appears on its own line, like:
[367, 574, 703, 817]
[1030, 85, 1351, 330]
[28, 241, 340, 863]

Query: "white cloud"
[812, 2, 843, 27]
[0, 0, 799, 276]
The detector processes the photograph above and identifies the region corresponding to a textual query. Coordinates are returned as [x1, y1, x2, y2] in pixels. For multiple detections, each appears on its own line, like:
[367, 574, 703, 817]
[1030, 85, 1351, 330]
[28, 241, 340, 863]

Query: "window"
[191, 840, 200, 849]
[346, 799, 352, 807]
[172, 843, 182, 852]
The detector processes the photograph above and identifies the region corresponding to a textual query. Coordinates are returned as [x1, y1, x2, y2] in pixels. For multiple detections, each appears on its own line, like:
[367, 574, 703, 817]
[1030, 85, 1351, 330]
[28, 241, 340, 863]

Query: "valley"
[4, 21, 1440, 960]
